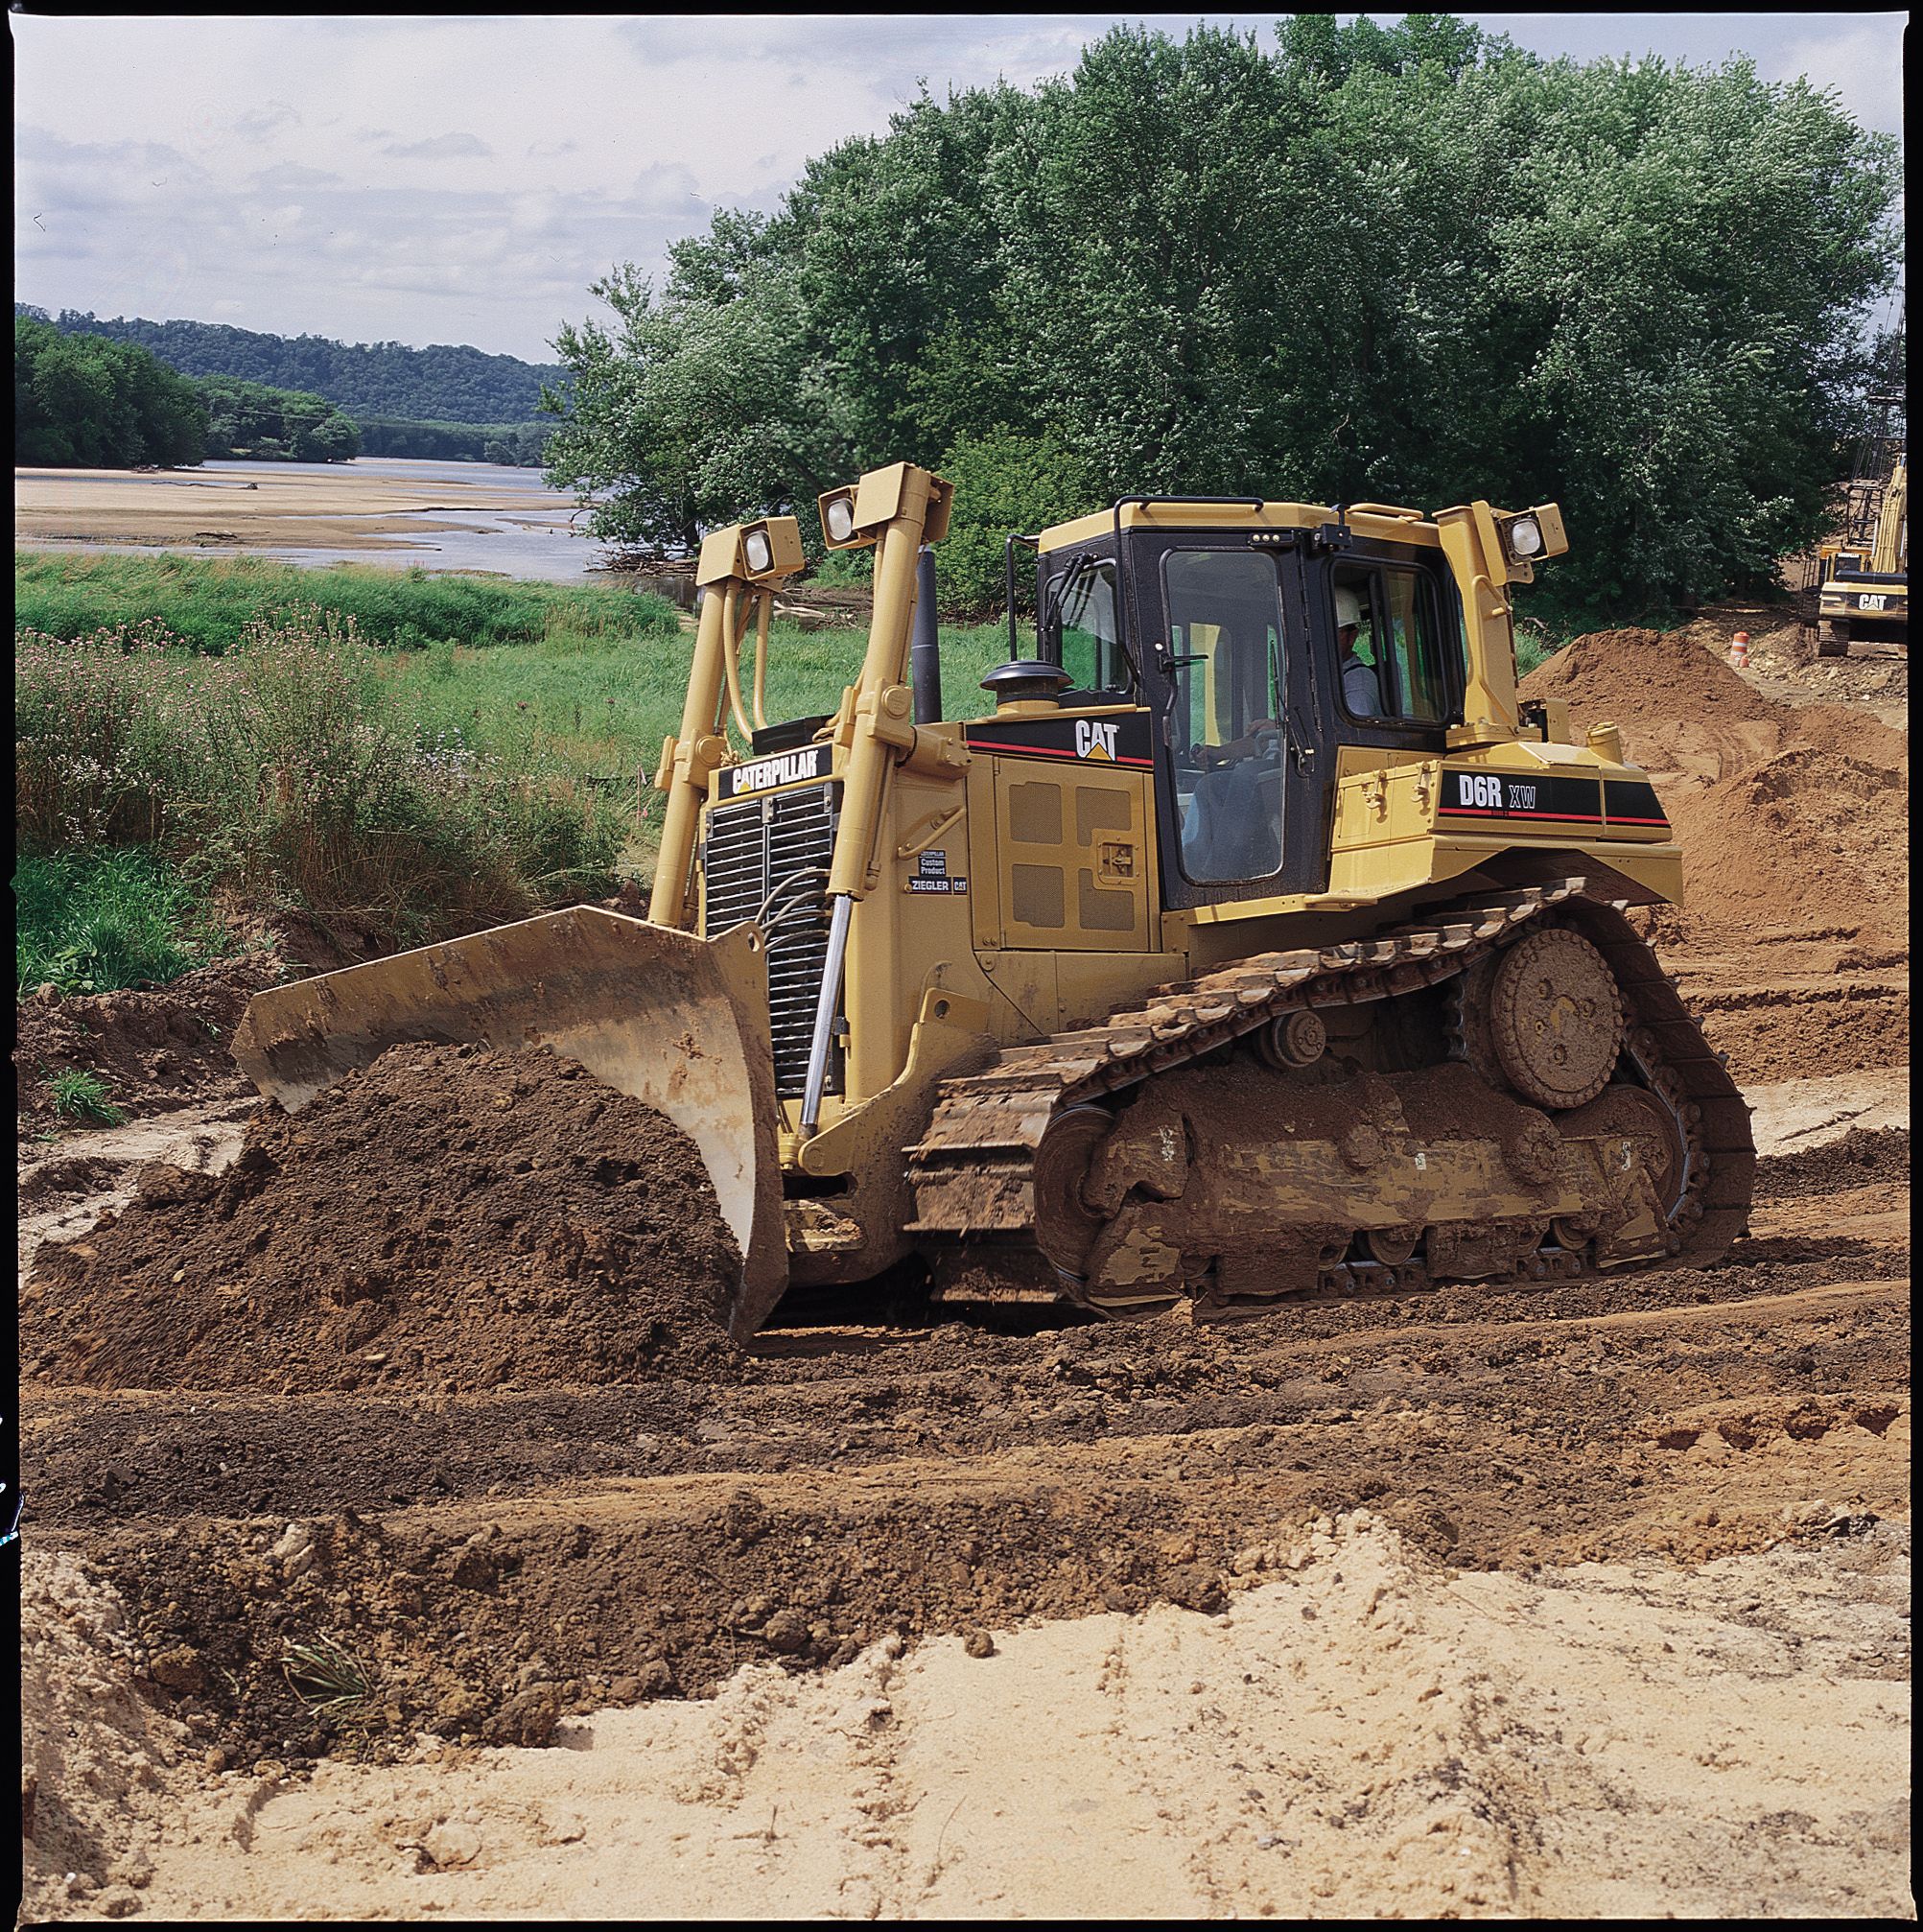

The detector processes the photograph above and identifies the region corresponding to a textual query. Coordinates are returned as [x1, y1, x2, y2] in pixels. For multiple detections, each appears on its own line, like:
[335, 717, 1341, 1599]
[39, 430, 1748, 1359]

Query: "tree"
[545, 14, 1901, 625]
[15, 315, 207, 467]
[193, 374, 361, 461]
[935, 428, 1096, 616]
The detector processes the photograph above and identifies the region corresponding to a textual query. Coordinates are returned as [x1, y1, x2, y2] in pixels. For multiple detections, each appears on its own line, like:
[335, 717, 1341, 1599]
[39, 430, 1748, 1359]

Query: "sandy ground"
[23, 1512, 1910, 1920]
[13, 463, 546, 554]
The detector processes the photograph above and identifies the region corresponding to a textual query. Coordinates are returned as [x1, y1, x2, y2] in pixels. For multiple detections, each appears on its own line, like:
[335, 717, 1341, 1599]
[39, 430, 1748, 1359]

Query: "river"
[16, 456, 612, 584]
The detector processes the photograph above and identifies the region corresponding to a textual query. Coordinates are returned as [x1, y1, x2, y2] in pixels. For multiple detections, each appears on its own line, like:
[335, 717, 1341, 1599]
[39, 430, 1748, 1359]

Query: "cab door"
[1136, 534, 1325, 907]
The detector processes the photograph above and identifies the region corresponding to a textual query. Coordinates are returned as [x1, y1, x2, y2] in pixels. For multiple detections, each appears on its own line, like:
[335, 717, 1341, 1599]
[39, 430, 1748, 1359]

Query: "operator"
[1335, 585, 1382, 717]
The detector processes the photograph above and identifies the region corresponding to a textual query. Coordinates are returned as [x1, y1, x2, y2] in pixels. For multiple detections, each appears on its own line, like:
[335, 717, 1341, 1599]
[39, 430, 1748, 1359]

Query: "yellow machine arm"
[1432, 501, 1567, 746]
[647, 517, 806, 928]
[799, 462, 954, 1129]
[1872, 458, 1907, 577]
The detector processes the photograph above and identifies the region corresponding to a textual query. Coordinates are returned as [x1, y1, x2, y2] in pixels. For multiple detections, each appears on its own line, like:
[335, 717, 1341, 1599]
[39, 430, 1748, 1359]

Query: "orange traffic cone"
[1728, 631, 1750, 669]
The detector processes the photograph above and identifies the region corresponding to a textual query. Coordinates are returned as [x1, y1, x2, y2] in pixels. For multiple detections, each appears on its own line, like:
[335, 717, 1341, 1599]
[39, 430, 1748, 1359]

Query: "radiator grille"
[701, 782, 842, 1098]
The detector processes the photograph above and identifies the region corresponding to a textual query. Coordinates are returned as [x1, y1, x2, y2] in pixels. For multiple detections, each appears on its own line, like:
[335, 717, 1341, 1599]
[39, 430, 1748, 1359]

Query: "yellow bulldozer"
[235, 462, 1753, 1335]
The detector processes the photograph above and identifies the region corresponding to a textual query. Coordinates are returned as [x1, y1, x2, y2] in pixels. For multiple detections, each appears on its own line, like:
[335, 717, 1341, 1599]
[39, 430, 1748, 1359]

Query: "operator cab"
[1022, 503, 1467, 906]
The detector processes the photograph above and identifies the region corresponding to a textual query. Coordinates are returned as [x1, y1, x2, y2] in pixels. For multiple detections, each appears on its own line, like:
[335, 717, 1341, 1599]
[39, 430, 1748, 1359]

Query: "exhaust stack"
[911, 545, 942, 722]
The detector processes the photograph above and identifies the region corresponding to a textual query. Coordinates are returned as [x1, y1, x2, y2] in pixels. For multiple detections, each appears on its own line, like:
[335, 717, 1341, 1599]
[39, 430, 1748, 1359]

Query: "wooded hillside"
[20, 309, 566, 426]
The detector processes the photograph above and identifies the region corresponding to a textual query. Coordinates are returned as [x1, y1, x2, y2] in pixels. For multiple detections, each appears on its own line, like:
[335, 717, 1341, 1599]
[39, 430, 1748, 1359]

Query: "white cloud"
[12, 12, 1905, 362]
[382, 132, 495, 161]
[1763, 21, 1905, 139]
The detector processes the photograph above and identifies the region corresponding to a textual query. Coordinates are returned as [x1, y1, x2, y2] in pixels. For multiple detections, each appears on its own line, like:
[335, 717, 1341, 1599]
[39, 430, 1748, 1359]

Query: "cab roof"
[1036, 500, 1443, 554]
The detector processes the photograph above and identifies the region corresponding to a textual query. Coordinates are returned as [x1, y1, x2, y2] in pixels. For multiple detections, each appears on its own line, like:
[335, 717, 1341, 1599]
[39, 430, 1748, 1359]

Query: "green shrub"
[933, 430, 1097, 619]
[15, 609, 627, 966]
[184, 610, 620, 937]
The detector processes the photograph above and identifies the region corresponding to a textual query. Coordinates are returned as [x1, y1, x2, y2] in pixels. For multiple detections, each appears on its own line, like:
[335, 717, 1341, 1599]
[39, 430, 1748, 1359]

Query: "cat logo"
[1075, 719, 1120, 761]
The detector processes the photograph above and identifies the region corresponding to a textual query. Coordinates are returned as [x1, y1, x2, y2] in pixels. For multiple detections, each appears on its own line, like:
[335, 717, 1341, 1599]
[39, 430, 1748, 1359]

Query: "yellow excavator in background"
[1801, 392, 1907, 658]
[236, 462, 1753, 1335]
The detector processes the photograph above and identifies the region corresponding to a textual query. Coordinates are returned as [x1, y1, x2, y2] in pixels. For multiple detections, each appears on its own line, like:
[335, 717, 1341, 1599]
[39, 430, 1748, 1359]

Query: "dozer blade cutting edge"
[231, 907, 787, 1339]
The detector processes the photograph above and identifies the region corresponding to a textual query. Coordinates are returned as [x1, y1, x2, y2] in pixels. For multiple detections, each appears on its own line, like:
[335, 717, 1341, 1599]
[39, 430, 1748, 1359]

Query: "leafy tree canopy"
[197, 374, 362, 462]
[15, 315, 208, 468]
[542, 14, 1900, 624]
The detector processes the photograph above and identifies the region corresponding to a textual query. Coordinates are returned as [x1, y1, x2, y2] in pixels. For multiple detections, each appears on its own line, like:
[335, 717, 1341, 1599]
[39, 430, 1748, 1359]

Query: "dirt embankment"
[14, 953, 284, 1139]
[1521, 625, 1908, 1083]
[23, 1044, 741, 1393]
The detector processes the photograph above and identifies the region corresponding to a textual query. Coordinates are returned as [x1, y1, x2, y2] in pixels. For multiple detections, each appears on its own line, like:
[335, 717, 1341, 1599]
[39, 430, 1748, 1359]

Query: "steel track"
[904, 879, 1756, 1313]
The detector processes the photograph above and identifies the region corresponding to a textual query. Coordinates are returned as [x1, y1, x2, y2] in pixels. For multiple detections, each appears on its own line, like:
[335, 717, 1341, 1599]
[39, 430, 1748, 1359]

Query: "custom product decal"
[1437, 769, 1606, 824]
[905, 848, 968, 894]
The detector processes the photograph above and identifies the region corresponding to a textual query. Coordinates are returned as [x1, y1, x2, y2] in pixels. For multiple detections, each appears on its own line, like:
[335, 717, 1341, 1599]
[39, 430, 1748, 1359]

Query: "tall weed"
[14, 609, 621, 964]
[14, 624, 197, 850]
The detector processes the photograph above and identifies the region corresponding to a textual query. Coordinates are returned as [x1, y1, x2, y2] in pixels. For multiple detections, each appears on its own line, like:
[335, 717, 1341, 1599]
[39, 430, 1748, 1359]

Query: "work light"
[1505, 514, 1543, 559]
[744, 528, 773, 575]
[824, 493, 856, 543]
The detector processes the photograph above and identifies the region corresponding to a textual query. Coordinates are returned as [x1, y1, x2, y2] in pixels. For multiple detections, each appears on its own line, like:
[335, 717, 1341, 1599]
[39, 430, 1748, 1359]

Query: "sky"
[12, 12, 1908, 365]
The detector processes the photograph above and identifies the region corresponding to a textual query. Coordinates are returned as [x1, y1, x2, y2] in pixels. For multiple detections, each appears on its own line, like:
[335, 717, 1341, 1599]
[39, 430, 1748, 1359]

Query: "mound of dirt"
[1755, 1126, 1911, 1200]
[14, 952, 285, 1137]
[1522, 628, 1908, 954]
[23, 1043, 741, 1392]
[1524, 625, 1779, 738]
[1665, 743, 1908, 948]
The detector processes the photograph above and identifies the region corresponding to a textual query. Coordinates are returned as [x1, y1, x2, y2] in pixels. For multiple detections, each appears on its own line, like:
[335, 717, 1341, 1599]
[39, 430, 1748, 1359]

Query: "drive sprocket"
[1467, 926, 1624, 1110]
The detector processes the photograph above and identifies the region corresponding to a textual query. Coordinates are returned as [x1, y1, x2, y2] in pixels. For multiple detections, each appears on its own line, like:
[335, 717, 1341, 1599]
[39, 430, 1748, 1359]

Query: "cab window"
[1161, 548, 1286, 885]
[1054, 557, 1127, 695]
[1332, 563, 1448, 725]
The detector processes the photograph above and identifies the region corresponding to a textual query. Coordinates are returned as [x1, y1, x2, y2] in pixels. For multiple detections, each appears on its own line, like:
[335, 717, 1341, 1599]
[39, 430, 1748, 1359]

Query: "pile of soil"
[1754, 1126, 1910, 1200]
[23, 1043, 741, 1392]
[1523, 624, 1780, 740]
[1664, 743, 1908, 948]
[14, 952, 284, 1137]
[1520, 627, 1908, 954]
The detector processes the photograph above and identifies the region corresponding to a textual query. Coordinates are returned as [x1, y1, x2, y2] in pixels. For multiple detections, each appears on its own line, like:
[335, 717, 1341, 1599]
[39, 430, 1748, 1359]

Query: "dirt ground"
[13, 464, 539, 554]
[15, 609, 1911, 1921]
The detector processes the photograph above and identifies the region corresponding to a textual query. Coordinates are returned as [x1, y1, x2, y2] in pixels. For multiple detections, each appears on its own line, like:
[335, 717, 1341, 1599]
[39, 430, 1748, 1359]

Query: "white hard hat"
[1333, 586, 1362, 629]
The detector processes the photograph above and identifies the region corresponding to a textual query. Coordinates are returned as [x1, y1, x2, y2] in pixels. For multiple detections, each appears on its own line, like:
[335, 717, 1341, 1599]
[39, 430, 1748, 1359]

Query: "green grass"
[14, 551, 680, 655]
[14, 848, 238, 996]
[1513, 626, 1554, 678]
[48, 1068, 127, 1126]
[370, 618, 1020, 879]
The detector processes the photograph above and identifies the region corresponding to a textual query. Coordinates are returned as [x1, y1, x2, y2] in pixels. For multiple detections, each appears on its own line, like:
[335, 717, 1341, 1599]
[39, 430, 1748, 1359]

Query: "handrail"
[1345, 502, 1429, 522]
[750, 587, 773, 732]
[1004, 529, 1042, 665]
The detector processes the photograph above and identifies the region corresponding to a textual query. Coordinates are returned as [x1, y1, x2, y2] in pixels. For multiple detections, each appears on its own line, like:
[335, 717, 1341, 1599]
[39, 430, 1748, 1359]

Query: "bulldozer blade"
[231, 907, 787, 1338]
